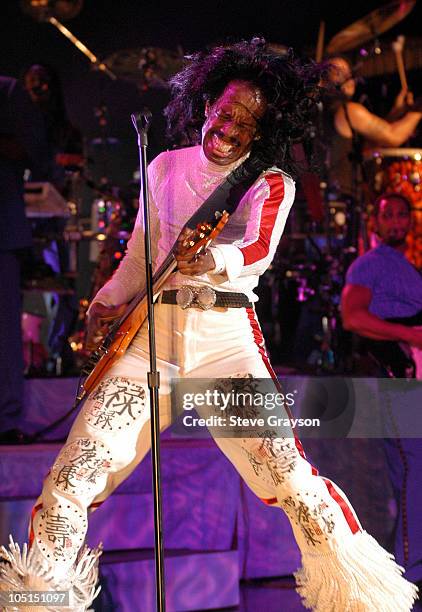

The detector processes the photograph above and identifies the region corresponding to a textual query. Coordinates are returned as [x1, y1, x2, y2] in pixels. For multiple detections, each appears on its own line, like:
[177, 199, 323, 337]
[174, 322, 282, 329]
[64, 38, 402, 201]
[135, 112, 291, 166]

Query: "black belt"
[161, 288, 252, 309]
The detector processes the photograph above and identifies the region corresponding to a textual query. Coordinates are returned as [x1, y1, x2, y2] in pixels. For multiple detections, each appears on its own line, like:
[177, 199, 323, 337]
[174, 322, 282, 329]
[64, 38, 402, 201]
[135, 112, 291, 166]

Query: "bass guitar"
[78, 211, 229, 400]
[360, 311, 422, 379]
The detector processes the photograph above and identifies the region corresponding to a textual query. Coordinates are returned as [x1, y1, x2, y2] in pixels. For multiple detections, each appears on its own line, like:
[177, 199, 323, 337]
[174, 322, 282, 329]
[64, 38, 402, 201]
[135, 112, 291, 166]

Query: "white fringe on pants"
[295, 530, 418, 611]
[0, 537, 101, 612]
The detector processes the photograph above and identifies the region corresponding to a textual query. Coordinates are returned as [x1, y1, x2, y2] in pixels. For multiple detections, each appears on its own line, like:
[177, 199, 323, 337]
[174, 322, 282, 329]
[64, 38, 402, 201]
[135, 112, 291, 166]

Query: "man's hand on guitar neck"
[175, 227, 216, 276]
[85, 302, 127, 352]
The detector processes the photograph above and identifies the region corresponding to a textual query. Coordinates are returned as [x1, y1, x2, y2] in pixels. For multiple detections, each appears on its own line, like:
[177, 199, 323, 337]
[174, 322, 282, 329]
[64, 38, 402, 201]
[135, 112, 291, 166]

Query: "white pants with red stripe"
[27, 302, 418, 611]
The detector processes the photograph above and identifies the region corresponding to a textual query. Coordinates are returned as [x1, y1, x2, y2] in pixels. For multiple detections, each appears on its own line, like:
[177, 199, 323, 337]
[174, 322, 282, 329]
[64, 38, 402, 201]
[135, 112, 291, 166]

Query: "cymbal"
[103, 47, 184, 89]
[20, 0, 84, 22]
[326, 0, 416, 54]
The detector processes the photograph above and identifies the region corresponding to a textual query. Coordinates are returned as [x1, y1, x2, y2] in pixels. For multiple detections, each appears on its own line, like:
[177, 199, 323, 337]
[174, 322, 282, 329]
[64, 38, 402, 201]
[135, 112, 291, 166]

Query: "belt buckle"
[196, 286, 217, 310]
[176, 286, 195, 309]
[176, 285, 217, 310]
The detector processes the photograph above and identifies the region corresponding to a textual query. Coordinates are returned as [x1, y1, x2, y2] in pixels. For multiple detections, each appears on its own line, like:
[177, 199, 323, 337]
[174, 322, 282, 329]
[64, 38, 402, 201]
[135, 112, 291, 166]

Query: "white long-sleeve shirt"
[93, 144, 295, 306]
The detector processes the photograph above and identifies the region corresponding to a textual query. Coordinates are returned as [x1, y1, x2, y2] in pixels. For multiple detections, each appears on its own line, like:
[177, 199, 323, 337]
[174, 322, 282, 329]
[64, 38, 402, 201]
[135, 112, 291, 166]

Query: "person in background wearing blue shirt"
[342, 193, 422, 366]
[342, 192, 422, 603]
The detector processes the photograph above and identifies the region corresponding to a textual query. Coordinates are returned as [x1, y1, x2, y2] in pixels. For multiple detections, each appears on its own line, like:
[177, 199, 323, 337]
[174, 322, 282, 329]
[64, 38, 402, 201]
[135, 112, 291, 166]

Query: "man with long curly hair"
[1, 39, 418, 611]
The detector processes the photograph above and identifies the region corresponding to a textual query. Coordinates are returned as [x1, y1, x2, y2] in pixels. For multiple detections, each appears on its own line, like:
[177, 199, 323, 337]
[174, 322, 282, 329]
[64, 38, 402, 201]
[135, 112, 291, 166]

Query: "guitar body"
[362, 338, 415, 378]
[83, 300, 149, 394]
[359, 311, 422, 379]
[79, 213, 229, 400]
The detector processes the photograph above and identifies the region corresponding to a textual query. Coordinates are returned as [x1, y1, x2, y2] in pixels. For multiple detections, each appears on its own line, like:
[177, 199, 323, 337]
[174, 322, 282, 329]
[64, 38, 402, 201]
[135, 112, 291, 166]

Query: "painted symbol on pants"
[52, 438, 113, 496]
[282, 495, 336, 547]
[84, 376, 146, 431]
[34, 503, 87, 564]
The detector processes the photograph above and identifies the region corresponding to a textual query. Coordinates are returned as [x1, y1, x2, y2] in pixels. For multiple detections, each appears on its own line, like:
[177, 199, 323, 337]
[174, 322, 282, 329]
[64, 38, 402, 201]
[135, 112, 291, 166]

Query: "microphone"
[131, 109, 152, 134]
[131, 108, 152, 147]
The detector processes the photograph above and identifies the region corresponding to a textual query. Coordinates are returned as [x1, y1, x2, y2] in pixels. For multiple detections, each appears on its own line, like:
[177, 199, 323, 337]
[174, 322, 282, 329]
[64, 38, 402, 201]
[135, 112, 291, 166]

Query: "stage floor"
[238, 577, 303, 611]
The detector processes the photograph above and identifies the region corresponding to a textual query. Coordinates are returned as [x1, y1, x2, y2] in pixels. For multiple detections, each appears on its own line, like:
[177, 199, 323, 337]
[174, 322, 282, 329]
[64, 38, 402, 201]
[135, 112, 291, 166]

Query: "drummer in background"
[322, 56, 421, 197]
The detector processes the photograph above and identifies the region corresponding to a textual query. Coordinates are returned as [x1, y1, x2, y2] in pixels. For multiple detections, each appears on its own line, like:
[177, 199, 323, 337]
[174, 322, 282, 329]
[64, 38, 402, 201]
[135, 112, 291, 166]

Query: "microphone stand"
[131, 110, 166, 612]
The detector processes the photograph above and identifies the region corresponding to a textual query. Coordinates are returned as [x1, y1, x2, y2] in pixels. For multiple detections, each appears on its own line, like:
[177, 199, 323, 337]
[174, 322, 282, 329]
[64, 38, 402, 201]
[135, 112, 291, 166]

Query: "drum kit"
[19, 0, 422, 374]
[259, 0, 422, 371]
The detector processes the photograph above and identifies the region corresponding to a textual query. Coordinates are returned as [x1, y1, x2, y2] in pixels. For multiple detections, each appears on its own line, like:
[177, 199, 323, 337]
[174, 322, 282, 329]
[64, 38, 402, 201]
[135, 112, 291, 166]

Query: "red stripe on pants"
[29, 502, 43, 548]
[246, 307, 312, 467]
[323, 478, 361, 534]
[247, 307, 361, 533]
